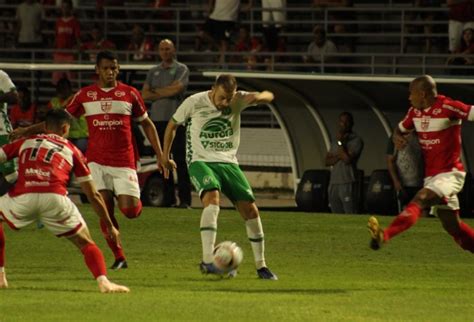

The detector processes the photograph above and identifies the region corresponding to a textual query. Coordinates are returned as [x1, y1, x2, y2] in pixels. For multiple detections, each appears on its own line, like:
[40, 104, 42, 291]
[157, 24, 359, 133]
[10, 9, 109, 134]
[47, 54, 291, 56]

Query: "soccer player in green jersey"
[161, 74, 278, 280]
[0, 70, 18, 190]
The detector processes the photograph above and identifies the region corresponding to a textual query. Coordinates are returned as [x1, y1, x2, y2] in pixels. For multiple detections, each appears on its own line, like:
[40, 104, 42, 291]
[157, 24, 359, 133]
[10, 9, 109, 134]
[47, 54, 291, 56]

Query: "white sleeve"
[0, 148, 7, 163]
[0, 70, 15, 94]
[172, 96, 193, 125]
[468, 105, 474, 121]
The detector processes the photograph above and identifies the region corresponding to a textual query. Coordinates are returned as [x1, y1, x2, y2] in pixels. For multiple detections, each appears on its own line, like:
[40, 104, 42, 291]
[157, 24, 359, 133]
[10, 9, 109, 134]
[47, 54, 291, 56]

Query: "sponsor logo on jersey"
[87, 91, 98, 100]
[25, 168, 51, 178]
[101, 101, 112, 113]
[432, 108, 442, 115]
[199, 118, 234, 151]
[115, 90, 126, 97]
[419, 138, 440, 146]
[421, 115, 430, 131]
[92, 119, 123, 127]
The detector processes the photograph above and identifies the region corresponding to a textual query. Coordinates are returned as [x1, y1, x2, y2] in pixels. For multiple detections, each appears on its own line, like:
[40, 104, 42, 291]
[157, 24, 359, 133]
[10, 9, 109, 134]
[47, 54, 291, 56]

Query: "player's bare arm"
[161, 120, 178, 172]
[10, 121, 46, 141]
[140, 117, 169, 178]
[234, 91, 274, 106]
[392, 126, 408, 149]
[141, 81, 184, 101]
[80, 180, 120, 246]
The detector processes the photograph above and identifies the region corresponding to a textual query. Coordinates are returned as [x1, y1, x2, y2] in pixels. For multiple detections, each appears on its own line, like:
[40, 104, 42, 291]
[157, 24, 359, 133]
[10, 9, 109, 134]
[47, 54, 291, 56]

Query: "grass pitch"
[1, 206, 474, 321]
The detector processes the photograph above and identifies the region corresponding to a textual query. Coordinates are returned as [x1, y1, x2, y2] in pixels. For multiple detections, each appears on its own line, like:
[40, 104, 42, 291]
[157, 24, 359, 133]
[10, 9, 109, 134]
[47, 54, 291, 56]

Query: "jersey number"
[29, 139, 65, 163]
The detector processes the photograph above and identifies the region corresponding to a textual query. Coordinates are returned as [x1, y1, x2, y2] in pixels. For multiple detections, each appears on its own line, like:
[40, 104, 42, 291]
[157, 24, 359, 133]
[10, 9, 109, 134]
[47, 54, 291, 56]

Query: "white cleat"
[0, 272, 8, 289]
[98, 280, 130, 293]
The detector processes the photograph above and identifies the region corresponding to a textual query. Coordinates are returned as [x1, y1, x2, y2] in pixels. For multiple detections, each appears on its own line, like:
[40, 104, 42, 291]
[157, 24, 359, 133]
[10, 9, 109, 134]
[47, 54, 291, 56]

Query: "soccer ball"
[213, 241, 243, 273]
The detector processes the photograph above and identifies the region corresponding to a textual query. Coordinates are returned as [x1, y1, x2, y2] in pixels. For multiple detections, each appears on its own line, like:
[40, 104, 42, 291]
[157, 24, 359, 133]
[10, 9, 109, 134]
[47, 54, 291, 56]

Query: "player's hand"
[108, 226, 121, 248]
[393, 132, 407, 149]
[9, 127, 28, 141]
[158, 158, 176, 179]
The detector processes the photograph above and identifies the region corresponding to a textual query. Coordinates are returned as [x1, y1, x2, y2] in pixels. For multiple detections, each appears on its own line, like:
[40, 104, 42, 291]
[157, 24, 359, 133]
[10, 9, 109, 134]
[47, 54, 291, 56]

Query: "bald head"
[158, 39, 176, 63]
[408, 75, 438, 109]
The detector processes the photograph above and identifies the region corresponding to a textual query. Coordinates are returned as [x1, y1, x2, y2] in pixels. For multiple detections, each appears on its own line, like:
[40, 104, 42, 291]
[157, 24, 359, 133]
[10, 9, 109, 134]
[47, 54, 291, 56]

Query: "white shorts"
[424, 170, 466, 210]
[0, 193, 86, 237]
[88, 162, 140, 198]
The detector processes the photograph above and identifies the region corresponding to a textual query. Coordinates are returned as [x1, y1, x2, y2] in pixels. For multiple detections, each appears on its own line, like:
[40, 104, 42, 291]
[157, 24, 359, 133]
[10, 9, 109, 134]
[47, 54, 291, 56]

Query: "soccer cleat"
[199, 261, 223, 275]
[257, 267, 278, 280]
[368, 216, 385, 250]
[98, 279, 130, 293]
[110, 259, 128, 270]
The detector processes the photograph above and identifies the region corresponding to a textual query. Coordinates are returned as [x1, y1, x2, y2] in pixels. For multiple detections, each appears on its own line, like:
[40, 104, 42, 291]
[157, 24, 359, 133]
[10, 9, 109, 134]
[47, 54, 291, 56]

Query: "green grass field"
[1, 205, 474, 321]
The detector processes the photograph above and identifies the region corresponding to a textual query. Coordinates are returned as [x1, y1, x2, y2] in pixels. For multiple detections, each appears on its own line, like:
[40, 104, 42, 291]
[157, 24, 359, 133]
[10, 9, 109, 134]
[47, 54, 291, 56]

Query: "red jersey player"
[65, 50, 165, 270]
[13, 51, 166, 270]
[368, 75, 474, 254]
[0, 109, 128, 293]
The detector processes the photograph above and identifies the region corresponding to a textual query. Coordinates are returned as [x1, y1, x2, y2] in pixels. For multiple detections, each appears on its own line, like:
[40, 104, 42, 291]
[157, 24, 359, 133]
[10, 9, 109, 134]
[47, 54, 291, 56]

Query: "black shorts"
[204, 18, 235, 42]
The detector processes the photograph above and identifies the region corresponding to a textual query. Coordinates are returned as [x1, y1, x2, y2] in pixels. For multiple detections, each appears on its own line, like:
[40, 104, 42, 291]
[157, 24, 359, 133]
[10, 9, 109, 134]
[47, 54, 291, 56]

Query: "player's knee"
[120, 201, 142, 219]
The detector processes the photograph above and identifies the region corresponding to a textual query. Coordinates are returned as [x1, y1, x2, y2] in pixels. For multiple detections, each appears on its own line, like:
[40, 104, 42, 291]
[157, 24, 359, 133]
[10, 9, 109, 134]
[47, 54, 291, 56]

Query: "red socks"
[0, 223, 5, 267]
[384, 202, 422, 242]
[451, 220, 474, 253]
[100, 218, 125, 261]
[81, 243, 107, 279]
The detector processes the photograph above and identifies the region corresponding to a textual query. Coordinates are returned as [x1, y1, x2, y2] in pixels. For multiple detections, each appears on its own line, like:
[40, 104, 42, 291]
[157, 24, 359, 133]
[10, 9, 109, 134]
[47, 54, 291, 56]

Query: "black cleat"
[110, 259, 128, 270]
[257, 267, 278, 280]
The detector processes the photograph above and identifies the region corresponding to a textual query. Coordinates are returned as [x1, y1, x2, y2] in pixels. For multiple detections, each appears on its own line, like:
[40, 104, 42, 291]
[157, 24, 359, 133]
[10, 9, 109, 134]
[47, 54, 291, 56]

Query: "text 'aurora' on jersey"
[199, 118, 234, 151]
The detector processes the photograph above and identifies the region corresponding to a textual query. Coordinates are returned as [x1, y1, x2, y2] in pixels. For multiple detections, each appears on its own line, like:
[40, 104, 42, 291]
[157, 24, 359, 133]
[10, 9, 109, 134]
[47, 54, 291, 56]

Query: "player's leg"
[111, 167, 142, 219]
[438, 203, 474, 253]
[67, 227, 129, 293]
[0, 222, 6, 288]
[100, 189, 126, 269]
[368, 187, 438, 250]
[222, 164, 277, 280]
[188, 162, 222, 274]
[88, 162, 126, 267]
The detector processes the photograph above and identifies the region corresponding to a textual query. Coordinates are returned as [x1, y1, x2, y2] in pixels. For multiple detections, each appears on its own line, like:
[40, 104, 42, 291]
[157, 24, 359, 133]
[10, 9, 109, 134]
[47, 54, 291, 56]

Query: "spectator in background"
[325, 112, 364, 214]
[447, 0, 474, 53]
[313, 0, 355, 53]
[141, 39, 192, 208]
[9, 86, 37, 129]
[447, 27, 474, 74]
[127, 24, 154, 62]
[35, 104, 50, 123]
[81, 24, 116, 62]
[386, 132, 424, 212]
[15, 0, 45, 57]
[199, 0, 246, 65]
[404, 0, 442, 53]
[48, 77, 88, 153]
[303, 24, 338, 72]
[232, 26, 263, 70]
[260, 0, 286, 53]
[52, 0, 81, 84]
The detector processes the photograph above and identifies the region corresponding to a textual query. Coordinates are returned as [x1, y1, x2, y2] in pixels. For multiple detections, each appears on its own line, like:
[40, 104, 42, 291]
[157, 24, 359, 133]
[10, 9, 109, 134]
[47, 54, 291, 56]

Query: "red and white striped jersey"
[66, 82, 148, 169]
[399, 95, 474, 177]
[0, 133, 91, 196]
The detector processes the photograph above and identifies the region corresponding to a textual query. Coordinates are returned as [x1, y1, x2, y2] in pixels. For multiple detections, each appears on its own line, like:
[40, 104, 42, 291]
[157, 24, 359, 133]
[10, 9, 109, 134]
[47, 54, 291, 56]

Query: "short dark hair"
[96, 50, 118, 66]
[45, 108, 72, 130]
[340, 111, 354, 125]
[214, 74, 237, 93]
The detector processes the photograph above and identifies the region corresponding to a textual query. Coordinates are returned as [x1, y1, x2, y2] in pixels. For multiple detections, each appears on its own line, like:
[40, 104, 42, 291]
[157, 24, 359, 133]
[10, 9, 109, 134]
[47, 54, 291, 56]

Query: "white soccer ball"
[213, 241, 243, 273]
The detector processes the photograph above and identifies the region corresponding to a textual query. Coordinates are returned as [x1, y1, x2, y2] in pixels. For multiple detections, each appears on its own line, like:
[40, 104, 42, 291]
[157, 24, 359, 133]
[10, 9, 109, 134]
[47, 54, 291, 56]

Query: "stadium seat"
[365, 169, 398, 215]
[295, 169, 331, 212]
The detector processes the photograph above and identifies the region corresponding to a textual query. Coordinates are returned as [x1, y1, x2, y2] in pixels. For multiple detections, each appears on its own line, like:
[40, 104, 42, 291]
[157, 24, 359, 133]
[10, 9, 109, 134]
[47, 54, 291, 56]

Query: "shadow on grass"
[199, 288, 348, 295]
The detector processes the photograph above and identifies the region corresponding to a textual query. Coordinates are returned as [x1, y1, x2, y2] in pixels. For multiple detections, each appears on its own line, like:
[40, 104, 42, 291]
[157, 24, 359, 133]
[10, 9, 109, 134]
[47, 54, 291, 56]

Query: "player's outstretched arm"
[140, 117, 170, 178]
[80, 180, 120, 246]
[10, 122, 46, 141]
[254, 91, 274, 104]
[161, 120, 178, 173]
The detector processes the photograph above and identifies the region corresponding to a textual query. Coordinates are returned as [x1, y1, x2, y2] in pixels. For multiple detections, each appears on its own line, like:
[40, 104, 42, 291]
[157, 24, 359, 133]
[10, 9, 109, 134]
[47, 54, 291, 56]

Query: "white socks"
[246, 217, 266, 269]
[200, 204, 219, 263]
